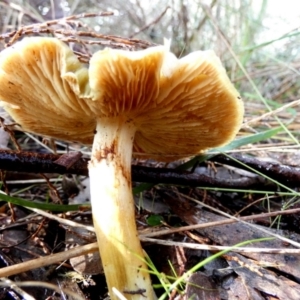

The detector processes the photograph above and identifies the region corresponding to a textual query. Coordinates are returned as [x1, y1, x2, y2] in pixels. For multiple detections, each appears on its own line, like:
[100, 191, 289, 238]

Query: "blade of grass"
[157, 237, 274, 299]
[0, 192, 89, 211]
[177, 126, 284, 170]
[242, 30, 300, 52]
[201, 188, 298, 196]
[201, 4, 300, 146]
[221, 153, 297, 193]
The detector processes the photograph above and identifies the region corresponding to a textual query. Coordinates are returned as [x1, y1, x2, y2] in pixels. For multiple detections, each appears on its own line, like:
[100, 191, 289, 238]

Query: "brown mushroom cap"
[0, 37, 95, 144]
[87, 47, 243, 161]
[0, 38, 243, 160]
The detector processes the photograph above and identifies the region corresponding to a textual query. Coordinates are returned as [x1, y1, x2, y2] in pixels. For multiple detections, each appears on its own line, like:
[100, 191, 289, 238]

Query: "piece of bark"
[164, 194, 300, 279]
[226, 253, 300, 299]
[223, 273, 265, 300]
[65, 219, 102, 276]
[53, 152, 83, 169]
[186, 272, 220, 300]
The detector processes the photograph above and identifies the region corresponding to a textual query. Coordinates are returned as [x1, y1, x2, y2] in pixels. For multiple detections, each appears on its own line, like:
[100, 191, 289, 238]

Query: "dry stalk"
[0, 242, 98, 278]
[0, 11, 157, 63]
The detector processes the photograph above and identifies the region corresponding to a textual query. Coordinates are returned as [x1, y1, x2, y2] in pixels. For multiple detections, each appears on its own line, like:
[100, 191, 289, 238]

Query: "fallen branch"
[0, 150, 298, 187]
[211, 153, 300, 187]
[0, 242, 98, 278]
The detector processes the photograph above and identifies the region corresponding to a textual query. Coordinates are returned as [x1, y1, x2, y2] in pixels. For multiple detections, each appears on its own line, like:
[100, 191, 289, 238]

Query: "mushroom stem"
[89, 118, 156, 300]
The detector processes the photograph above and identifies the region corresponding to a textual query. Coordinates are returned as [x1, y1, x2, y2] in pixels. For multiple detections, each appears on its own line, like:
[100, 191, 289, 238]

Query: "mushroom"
[0, 37, 243, 299]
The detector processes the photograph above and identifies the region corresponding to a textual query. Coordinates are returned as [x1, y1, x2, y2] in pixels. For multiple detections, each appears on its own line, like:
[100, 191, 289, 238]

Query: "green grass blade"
[0, 192, 89, 211]
[242, 30, 300, 52]
[159, 237, 274, 299]
[133, 183, 153, 194]
[177, 126, 283, 170]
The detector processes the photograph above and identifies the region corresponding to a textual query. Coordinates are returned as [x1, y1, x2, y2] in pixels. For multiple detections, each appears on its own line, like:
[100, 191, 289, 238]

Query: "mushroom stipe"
[0, 37, 243, 300]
